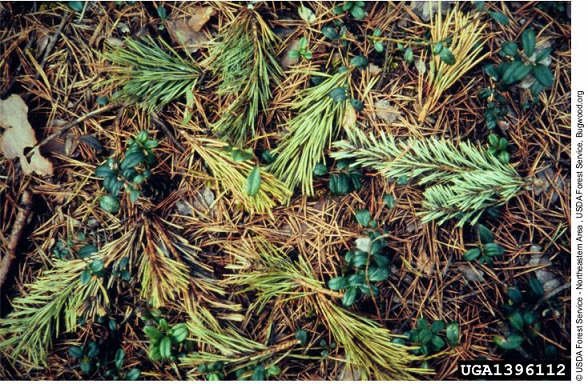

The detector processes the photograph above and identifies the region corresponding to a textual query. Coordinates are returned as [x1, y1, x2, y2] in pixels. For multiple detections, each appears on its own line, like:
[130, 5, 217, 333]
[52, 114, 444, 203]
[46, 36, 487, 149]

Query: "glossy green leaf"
[89, 259, 104, 273]
[329, 173, 350, 195]
[115, 348, 125, 370]
[350, 5, 365, 20]
[80, 358, 92, 374]
[148, 346, 161, 361]
[419, 329, 433, 344]
[68, 1, 84, 12]
[374, 41, 384, 52]
[368, 266, 389, 282]
[69, 345, 84, 359]
[483, 242, 505, 257]
[489, 11, 509, 25]
[523, 310, 538, 326]
[244, 165, 261, 196]
[157, 5, 167, 19]
[347, 271, 365, 286]
[484, 64, 500, 80]
[494, 334, 524, 350]
[349, 172, 363, 190]
[351, 254, 368, 268]
[507, 286, 523, 305]
[328, 276, 348, 291]
[342, 287, 358, 306]
[383, 193, 396, 208]
[158, 318, 169, 330]
[266, 365, 281, 376]
[350, 98, 364, 111]
[322, 25, 339, 40]
[129, 189, 141, 202]
[530, 81, 544, 97]
[533, 64, 554, 87]
[431, 335, 445, 351]
[159, 336, 172, 359]
[231, 148, 253, 162]
[403, 47, 414, 63]
[416, 317, 428, 330]
[343, 1, 354, 11]
[350, 55, 368, 69]
[439, 47, 456, 65]
[528, 277, 545, 297]
[420, 343, 430, 355]
[499, 150, 510, 164]
[430, 320, 445, 334]
[252, 365, 266, 381]
[501, 42, 519, 57]
[397, 175, 409, 185]
[463, 248, 481, 261]
[488, 133, 499, 147]
[99, 195, 120, 213]
[446, 322, 459, 346]
[329, 87, 347, 102]
[313, 163, 328, 177]
[354, 209, 371, 226]
[288, 49, 300, 59]
[370, 239, 383, 255]
[120, 151, 145, 171]
[521, 28, 536, 57]
[95, 164, 115, 178]
[143, 325, 163, 341]
[499, 137, 508, 150]
[295, 329, 308, 346]
[501, 60, 532, 85]
[80, 269, 92, 285]
[87, 342, 100, 359]
[126, 368, 141, 381]
[478, 224, 495, 244]
[509, 311, 525, 331]
[373, 254, 390, 268]
[170, 323, 189, 343]
[78, 244, 98, 259]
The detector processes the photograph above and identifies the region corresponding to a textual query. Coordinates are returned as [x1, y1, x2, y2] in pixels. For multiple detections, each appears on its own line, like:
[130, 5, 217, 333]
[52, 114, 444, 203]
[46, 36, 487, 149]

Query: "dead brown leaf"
[280, 38, 301, 69]
[415, 249, 433, 276]
[0, 94, 53, 176]
[374, 99, 400, 124]
[342, 103, 357, 129]
[188, 6, 216, 33]
[166, 17, 207, 53]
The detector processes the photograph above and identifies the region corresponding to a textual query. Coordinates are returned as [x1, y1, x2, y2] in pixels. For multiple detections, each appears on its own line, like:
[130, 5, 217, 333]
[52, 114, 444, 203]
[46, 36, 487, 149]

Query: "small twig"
[37, 12, 75, 76]
[25, 103, 120, 158]
[0, 33, 35, 100]
[0, 190, 33, 290]
[151, 114, 186, 152]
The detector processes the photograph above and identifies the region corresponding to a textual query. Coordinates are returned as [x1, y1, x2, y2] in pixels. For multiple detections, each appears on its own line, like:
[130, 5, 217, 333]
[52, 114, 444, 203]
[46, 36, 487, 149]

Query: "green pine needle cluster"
[224, 239, 431, 380]
[208, 8, 282, 146]
[133, 224, 191, 308]
[332, 128, 526, 226]
[180, 300, 265, 371]
[0, 257, 108, 366]
[185, 135, 291, 214]
[99, 36, 201, 113]
[269, 71, 349, 195]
